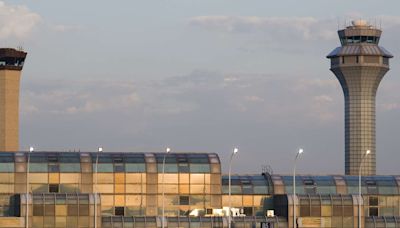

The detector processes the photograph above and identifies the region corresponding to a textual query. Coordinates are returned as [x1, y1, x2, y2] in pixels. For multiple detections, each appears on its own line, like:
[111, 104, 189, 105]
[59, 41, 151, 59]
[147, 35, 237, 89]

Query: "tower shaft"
[0, 48, 27, 152]
[332, 65, 388, 175]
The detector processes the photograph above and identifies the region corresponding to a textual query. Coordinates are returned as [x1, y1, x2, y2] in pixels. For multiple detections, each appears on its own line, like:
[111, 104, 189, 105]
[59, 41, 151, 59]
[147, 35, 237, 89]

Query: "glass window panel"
[33, 204, 44, 216]
[157, 164, 178, 173]
[211, 164, 220, 173]
[31, 184, 48, 193]
[59, 163, 80, 172]
[67, 205, 78, 216]
[158, 174, 178, 184]
[30, 163, 48, 172]
[0, 174, 13, 183]
[115, 195, 125, 206]
[222, 195, 241, 207]
[114, 163, 125, 172]
[48, 163, 59, 172]
[101, 195, 114, 206]
[253, 196, 265, 207]
[190, 185, 205, 194]
[55, 205, 67, 216]
[93, 164, 113, 173]
[243, 196, 253, 206]
[253, 186, 268, 194]
[60, 184, 79, 193]
[179, 174, 189, 184]
[115, 184, 125, 193]
[158, 195, 179, 206]
[178, 163, 189, 173]
[188, 155, 209, 163]
[321, 205, 331, 216]
[126, 184, 145, 193]
[242, 185, 253, 194]
[222, 185, 241, 194]
[125, 163, 145, 172]
[190, 174, 204, 184]
[97, 184, 114, 193]
[0, 163, 14, 172]
[97, 173, 114, 184]
[179, 185, 190, 194]
[29, 173, 48, 184]
[60, 174, 80, 184]
[80, 163, 92, 173]
[126, 195, 145, 206]
[190, 195, 204, 206]
[125, 174, 143, 183]
[158, 184, 179, 194]
[59, 154, 80, 163]
[190, 164, 210, 173]
[45, 205, 55, 216]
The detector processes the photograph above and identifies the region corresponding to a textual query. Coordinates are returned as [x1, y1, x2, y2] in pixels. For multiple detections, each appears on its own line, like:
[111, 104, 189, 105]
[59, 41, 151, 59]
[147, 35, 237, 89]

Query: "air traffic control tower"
[0, 48, 27, 152]
[327, 20, 393, 176]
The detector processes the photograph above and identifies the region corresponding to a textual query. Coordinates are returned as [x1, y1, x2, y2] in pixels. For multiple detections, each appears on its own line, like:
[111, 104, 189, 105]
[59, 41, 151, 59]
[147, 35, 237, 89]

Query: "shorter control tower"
[0, 48, 27, 152]
[327, 20, 393, 175]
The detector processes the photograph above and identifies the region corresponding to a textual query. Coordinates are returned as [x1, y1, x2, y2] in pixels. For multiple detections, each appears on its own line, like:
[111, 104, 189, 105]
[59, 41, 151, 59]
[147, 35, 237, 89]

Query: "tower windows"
[343, 36, 379, 44]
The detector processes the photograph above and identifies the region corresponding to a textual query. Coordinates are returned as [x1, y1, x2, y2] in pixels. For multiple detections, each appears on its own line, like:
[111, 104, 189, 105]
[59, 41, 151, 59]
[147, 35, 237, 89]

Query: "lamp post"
[94, 147, 102, 228]
[358, 150, 370, 228]
[162, 147, 171, 228]
[26, 146, 33, 228]
[228, 147, 239, 228]
[293, 148, 303, 228]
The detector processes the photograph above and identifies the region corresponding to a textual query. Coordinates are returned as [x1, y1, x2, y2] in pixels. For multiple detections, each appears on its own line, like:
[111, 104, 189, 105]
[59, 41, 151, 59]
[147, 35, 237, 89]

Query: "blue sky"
[2, 0, 400, 175]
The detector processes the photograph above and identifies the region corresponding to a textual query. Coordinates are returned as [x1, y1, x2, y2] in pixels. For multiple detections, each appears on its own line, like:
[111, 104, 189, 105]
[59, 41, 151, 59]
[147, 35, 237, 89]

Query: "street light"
[26, 146, 33, 228]
[358, 150, 370, 228]
[94, 147, 102, 228]
[293, 148, 303, 228]
[228, 147, 239, 228]
[162, 147, 171, 228]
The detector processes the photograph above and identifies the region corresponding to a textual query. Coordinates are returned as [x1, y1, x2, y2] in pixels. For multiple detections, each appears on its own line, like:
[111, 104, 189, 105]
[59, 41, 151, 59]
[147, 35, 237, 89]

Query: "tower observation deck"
[327, 20, 393, 175]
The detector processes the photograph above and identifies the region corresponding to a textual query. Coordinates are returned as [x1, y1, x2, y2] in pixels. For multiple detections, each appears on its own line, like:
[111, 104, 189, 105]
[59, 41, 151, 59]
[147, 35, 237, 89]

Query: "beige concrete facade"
[0, 69, 22, 151]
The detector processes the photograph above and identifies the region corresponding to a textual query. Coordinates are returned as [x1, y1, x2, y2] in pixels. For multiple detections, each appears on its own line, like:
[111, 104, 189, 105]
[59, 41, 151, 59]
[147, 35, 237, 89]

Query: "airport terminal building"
[0, 20, 399, 228]
[0, 152, 398, 227]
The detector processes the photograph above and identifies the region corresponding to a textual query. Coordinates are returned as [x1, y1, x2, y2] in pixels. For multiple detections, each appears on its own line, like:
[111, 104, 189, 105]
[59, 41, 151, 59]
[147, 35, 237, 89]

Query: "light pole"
[228, 147, 239, 228]
[162, 147, 171, 228]
[293, 148, 303, 228]
[94, 147, 102, 228]
[26, 146, 33, 228]
[358, 150, 370, 228]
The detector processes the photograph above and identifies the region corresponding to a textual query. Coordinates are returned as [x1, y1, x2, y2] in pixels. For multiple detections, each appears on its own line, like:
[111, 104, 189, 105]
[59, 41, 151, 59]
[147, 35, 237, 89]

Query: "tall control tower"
[0, 48, 27, 152]
[327, 20, 393, 175]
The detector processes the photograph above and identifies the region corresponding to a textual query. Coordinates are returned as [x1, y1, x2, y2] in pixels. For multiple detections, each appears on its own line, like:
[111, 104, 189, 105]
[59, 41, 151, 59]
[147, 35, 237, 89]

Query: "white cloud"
[189, 16, 337, 41]
[51, 24, 83, 33]
[313, 95, 333, 103]
[381, 103, 400, 111]
[21, 80, 141, 115]
[0, 1, 41, 40]
[245, 95, 264, 102]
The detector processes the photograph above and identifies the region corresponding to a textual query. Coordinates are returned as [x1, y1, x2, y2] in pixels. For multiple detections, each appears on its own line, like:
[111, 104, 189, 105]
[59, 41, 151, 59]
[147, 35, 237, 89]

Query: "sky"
[1, 0, 400, 175]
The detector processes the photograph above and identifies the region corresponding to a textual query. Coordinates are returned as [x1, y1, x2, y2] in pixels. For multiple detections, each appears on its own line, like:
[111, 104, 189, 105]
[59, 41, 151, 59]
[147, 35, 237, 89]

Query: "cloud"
[381, 103, 400, 111]
[189, 16, 337, 41]
[21, 80, 141, 115]
[0, 1, 41, 40]
[20, 71, 341, 124]
[51, 24, 83, 33]
[313, 95, 333, 103]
